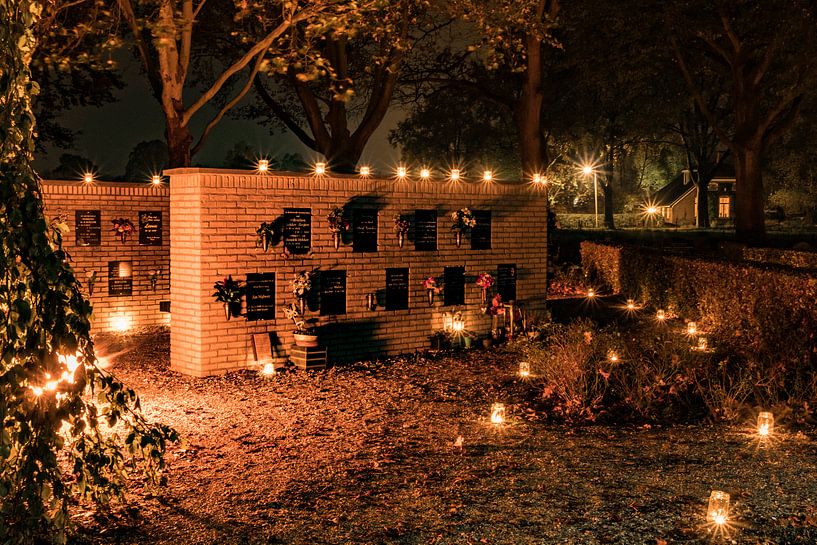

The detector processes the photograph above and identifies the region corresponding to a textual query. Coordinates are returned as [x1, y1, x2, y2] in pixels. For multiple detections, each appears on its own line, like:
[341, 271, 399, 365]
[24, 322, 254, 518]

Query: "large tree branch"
[179, 0, 194, 87]
[253, 78, 317, 150]
[291, 76, 332, 150]
[191, 53, 266, 157]
[116, 0, 162, 99]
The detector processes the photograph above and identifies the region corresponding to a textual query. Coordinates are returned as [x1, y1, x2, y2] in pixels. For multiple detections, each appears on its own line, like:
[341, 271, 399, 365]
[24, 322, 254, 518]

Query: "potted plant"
[290, 271, 312, 314]
[213, 275, 244, 320]
[393, 213, 410, 248]
[111, 218, 135, 243]
[423, 276, 441, 306]
[476, 272, 495, 307]
[327, 206, 350, 249]
[450, 208, 476, 247]
[283, 303, 319, 347]
[256, 221, 277, 252]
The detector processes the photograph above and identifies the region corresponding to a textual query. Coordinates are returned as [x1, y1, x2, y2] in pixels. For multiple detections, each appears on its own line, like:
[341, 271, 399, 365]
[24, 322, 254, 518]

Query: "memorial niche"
[138, 211, 163, 246]
[245, 272, 276, 321]
[319, 270, 346, 316]
[470, 210, 492, 250]
[352, 209, 378, 253]
[443, 266, 465, 306]
[283, 208, 311, 255]
[497, 263, 517, 302]
[75, 210, 101, 246]
[414, 209, 437, 251]
[108, 261, 133, 296]
[385, 267, 409, 310]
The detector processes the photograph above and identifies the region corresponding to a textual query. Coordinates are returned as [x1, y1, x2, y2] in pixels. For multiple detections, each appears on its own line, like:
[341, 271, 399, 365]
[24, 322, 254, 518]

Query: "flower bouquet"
[213, 275, 244, 320]
[290, 271, 312, 314]
[111, 218, 135, 243]
[256, 221, 277, 252]
[393, 214, 410, 248]
[476, 272, 495, 306]
[327, 206, 350, 249]
[423, 276, 441, 306]
[450, 207, 476, 247]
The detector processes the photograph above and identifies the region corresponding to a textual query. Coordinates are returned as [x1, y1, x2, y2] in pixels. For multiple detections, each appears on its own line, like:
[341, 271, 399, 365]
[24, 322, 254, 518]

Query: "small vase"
[298, 297, 306, 315]
[120, 232, 128, 244]
[481, 288, 487, 306]
[398, 231, 405, 248]
[87, 281, 94, 297]
[262, 234, 271, 252]
[366, 293, 376, 311]
[223, 303, 231, 321]
[427, 289, 435, 306]
[333, 231, 341, 249]
[455, 231, 462, 248]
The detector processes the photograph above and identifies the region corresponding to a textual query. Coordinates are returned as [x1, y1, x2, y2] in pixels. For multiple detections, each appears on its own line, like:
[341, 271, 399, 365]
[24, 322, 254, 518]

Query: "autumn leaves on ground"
[70, 329, 817, 545]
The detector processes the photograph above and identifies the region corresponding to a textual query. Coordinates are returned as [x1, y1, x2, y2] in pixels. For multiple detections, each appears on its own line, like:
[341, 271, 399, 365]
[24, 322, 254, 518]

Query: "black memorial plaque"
[353, 209, 378, 253]
[108, 261, 133, 296]
[414, 210, 437, 251]
[470, 210, 492, 250]
[320, 270, 346, 316]
[283, 208, 312, 255]
[443, 266, 465, 306]
[497, 263, 517, 302]
[246, 272, 276, 321]
[138, 211, 163, 246]
[385, 267, 409, 310]
[75, 210, 101, 246]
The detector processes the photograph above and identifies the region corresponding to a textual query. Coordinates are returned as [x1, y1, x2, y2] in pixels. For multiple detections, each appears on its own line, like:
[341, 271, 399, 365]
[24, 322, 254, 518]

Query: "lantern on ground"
[706, 490, 730, 526]
[314, 162, 326, 176]
[687, 321, 698, 335]
[490, 403, 505, 424]
[608, 351, 619, 363]
[697, 336, 709, 351]
[757, 411, 774, 437]
[261, 362, 276, 376]
[519, 361, 530, 378]
[587, 289, 595, 298]
[452, 314, 465, 333]
[626, 298, 636, 310]
[656, 309, 666, 321]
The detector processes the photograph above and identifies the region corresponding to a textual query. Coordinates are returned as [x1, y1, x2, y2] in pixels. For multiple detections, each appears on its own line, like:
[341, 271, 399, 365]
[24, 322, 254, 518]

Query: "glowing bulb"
[151, 174, 162, 185]
[707, 490, 730, 525]
[257, 159, 269, 173]
[587, 289, 595, 298]
[519, 361, 530, 378]
[261, 362, 276, 376]
[490, 403, 505, 425]
[582, 165, 593, 176]
[656, 309, 666, 321]
[314, 162, 326, 176]
[687, 322, 698, 335]
[359, 165, 371, 177]
[396, 165, 407, 179]
[419, 168, 431, 179]
[482, 170, 493, 182]
[449, 168, 461, 181]
[757, 411, 774, 436]
[82, 172, 94, 183]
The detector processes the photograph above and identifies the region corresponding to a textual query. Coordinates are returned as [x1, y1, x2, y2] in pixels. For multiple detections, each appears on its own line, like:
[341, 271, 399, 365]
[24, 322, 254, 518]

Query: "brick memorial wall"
[41, 180, 171, 333]
[167, 169, 548, 377]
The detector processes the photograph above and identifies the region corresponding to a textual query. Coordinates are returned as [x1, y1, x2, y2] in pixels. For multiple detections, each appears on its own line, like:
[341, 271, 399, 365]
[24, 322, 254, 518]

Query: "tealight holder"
[757, 411, 774, 437]
[490, 403, 505, 424]
[707, 490, 730, 525]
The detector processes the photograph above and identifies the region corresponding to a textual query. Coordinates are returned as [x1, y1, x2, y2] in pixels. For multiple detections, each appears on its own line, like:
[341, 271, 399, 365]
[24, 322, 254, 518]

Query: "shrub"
[742, 246, 817, 270]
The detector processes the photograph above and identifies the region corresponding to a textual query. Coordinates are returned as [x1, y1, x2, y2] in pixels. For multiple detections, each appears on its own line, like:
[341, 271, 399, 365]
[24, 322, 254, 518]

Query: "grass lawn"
[72, 329, 817, 545]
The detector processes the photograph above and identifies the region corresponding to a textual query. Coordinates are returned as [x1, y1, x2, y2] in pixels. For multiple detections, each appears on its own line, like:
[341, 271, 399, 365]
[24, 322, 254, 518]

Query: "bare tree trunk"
[166, 114, 193, 168]
[734, 147, 765, 240]
[602, 176, 615, 229]
[695, 181, 710, 228]
[516, 33, 545, 176]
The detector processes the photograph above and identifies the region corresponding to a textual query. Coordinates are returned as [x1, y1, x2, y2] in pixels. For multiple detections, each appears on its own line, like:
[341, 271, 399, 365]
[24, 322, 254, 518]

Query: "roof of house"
[710, 162, 736, 180]
[654, 173, 694, 207]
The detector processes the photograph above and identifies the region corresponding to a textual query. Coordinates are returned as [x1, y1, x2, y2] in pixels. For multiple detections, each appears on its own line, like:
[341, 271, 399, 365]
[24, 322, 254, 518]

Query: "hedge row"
[742, 246, 817, 270]
[580, 241, 817, 365]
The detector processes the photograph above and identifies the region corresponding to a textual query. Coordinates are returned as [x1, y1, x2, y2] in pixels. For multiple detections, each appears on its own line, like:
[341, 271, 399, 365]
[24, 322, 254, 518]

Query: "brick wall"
[41, 180, 171, 333]
[167, 168, 548, 377]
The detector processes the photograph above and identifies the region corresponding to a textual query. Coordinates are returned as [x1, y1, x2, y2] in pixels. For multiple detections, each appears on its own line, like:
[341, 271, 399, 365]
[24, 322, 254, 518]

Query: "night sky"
[33, 54, 402, 178]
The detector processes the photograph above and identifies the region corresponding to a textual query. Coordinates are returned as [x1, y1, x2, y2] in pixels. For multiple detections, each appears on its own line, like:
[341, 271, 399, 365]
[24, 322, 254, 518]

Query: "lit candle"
[519, 361, 530, 378]
[396, 165, 407, 179]
[697, 336, 709, 351]
[452, 316, 465, 332]
[257, 159, 269, 173]
[419, 168, 431, 179]
[608, 351, 619, 363]
[151, 174, 162, 184]
[490, 403, 505, 424]
[687, 321, 698, 335]
[757, 411, 774, 436]
[656, 309, 666, 321]
[706, 490, 730, 526]
[359, 165, 371, 177]
[587, 289, 595, 298]
[626, 298, 636, 310]
[482, 170, 493, 182]
[261, 362, 276, 376]
[314, 162, 326, 176]
[82, 172, 94, 183]
[449, 168, 461, 181]
[532, 173, 544, 184]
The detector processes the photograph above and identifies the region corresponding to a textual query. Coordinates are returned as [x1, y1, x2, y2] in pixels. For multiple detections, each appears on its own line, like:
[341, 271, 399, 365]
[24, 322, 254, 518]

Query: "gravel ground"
[71, 328, 817, 545]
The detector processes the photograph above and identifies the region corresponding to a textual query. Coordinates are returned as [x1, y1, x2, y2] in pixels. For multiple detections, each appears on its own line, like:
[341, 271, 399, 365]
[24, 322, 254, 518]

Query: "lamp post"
[582, 165, 598, 228]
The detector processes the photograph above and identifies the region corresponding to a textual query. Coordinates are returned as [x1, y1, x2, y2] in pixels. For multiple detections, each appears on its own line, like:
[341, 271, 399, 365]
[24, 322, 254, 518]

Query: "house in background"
[653, 163, 736, 226]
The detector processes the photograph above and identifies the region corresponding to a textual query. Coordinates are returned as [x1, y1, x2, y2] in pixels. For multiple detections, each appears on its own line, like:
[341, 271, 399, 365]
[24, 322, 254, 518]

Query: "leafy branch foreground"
[1, 2, 176, 543]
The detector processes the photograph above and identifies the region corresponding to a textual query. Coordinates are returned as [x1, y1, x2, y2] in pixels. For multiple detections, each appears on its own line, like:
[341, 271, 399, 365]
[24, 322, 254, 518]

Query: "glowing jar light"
[452, 315, 465, 333]
[359, 165, 371, 177]
[482, 170, 493, 182]
[82, 172, 94, 183]
[687, 321, 698, 335]
[706, 490, 730, 526]
[656, 309, 666, 321]
[449, 168, 461, 181]
[626, 298, 636, 310]
[396, 165, 407, 179]
[757, 411, 774, 437]
[314, 162, 326, 176]
[151, 174, 163, 185]
[532, 173, 543, 184]
[419, 168, 431, 179]
[586, 289, 595, 298]
[608, 351, 619, 363]
[697, 336, 709, 351]
[261, 362, 276, 376]
[257, 159, 269, 173]
[519, 361, 530, 378]
[490, 403, 506, 425]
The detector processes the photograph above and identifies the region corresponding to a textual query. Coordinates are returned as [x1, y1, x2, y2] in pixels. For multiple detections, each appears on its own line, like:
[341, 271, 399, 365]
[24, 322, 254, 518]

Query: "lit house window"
[718, 196, 731, 218]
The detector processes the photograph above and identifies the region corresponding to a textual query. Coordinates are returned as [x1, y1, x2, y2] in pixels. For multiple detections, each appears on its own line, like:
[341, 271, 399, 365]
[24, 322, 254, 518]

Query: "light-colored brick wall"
[41, 180, 170, 333]
[167, 168, 548, 377]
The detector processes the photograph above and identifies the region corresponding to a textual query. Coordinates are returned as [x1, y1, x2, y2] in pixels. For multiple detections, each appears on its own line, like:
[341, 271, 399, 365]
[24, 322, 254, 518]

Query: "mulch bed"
[71, 328, 817, 545]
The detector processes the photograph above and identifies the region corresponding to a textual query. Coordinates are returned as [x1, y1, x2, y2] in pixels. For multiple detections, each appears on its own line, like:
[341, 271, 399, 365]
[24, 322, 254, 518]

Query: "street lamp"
[582, 165, 598, 228]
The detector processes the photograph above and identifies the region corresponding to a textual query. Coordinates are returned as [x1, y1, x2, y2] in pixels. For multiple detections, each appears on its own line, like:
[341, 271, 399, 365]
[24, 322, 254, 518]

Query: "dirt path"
[72, 329, 817, 545]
